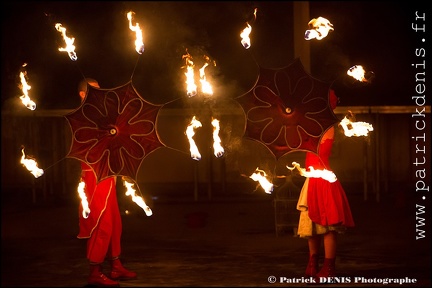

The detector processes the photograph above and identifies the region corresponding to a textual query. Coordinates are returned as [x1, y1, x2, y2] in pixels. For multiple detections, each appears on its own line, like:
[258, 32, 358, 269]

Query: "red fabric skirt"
[306, 177, 355, 227]
[305, 136, 355, 227]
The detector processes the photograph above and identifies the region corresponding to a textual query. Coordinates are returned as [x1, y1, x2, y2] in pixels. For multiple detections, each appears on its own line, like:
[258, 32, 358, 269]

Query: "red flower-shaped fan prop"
[65, 81, 164, 184]
[236, 58, 339, 159]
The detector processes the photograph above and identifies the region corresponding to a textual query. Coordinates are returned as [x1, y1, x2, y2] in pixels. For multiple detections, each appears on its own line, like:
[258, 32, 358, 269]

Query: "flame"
[249, 168, 274, 194]
[77, 181, 90, 218]
[55, 23, 77, 61]
[20, 147, 44, 178]
[18, 69, 36, 110]
[182, 51, 197, 97]
[287, 162, 336, 183]
[340, 112, 374, 137]
[240, 8, 257, 49]
[186, 116, 202, 160]
[199, 62, 214, 95]
[347, 65, 370, 82]
[211, 118, 224, 158]
[127, 11, 144, 54]
[123, 179, 152, 216]
[304, 16, 334, 40]
[240, 23, 252, 49]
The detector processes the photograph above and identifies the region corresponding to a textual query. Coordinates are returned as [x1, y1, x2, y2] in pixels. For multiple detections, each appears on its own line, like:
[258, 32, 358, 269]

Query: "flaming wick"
[127, 11, 145, 54]
[212, 118, 224, 158]
[18, 69, 36, 110]
[55, 23, 77, 61]
[340, 114, 374, 137]
[249, 168, 274, 194]
[182, 51, 197, 97]
[20, 147, 44, 178]
[77, 181, 90, 218]
[186, 116, 202, 161]
[287, 162, 337, 183]
[123, 179, 152, 216]
[240, 23, 252, 49]
[304, 16, 334, 40]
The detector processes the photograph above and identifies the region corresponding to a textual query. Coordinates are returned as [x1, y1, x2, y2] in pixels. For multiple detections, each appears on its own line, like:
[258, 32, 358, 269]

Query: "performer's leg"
[305, 235, 321, 277]
[87, 193, 116, 285]
[108, 191, 137, 281]
[109, 190, 122, 258]
[316, 231, 337, 278]
[86, 204, 113, 263]
[87, 220, 118, 286]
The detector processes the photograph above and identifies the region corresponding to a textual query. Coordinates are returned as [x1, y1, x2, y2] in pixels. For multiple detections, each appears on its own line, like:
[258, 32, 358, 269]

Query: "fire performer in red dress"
[296, 89, 355, 280]
[77, 78, 137, 287]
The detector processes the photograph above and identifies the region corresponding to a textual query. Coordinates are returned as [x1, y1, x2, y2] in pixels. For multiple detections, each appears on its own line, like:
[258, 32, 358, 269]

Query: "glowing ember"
[287, 162, 336, 183]
[77, 181, 90, 218]
[20, 147, 44, 178]
[240, 23, 252, 49]
[186, 116, 202, 160]
[55, 23, 77, 61]
[211, 118, 224, 158]
[340, 112, 374, 137]
[18, 68, 36, 110]
[249, 168, 273, 194]
[304, 16, 334, 40]
[182, 51, 197, 97]
[123, 179, 152, 216]
[127, 11, 145, 54]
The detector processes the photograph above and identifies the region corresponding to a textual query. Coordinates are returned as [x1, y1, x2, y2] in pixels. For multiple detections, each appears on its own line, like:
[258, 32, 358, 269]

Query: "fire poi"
[249, 168, 274, 194]
[186, 115, 203, 161]
[55, 23, 77, 61]
[127, 11, 145, 54]
[20, 147, 44, 178]
[347, 65, 375, 84]
[287, 161, 337, 183]
[123, 178, 152, 216]
[304, 16, 334, 40]
[18, 65, 36, 111]
[340, 111, 374, 137]
[240, 8, 257, 49]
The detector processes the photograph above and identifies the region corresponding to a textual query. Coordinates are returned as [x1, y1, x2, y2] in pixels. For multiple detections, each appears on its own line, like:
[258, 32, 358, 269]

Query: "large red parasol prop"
[235, 58, 339, 159]
[65, 81, 164, 184]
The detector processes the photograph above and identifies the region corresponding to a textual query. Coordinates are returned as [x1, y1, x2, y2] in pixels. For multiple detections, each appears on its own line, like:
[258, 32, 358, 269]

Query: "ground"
[1, 187, 431, 287]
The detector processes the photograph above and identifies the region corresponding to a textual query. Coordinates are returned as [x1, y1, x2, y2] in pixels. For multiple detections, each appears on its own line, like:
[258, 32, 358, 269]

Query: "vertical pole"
[374, 113, 380, 202]
[194, 161, 199, 201]
[293, 1, 311, 73]
[31, 116, 37, 204]
[221, 156, 226, 194]
[363, 139, 368, 201]
[207, 147, 213, 201]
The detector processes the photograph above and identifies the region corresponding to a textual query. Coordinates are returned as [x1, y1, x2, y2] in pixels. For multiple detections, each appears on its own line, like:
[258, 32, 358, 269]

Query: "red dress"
[304, 134, 355, 228]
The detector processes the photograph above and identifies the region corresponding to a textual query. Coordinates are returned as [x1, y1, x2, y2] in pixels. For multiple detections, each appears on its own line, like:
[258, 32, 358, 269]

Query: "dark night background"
[1, 1, 428, 111]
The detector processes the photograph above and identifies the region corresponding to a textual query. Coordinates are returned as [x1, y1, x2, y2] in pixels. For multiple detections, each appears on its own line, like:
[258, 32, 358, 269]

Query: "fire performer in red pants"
[77, 78, 137, 287]
[296, 89, 355, 281]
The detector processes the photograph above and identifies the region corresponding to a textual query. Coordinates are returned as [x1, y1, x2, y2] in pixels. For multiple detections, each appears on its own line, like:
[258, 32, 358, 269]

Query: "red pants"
[86, 186, 122, 263]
